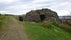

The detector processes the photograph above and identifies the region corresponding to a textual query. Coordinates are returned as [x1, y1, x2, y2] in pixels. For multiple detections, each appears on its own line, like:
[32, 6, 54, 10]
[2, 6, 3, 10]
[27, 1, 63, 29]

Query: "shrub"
[59, 24, 71, 32]
[52, 22, 59, 27]
[41, 20, 53, 28]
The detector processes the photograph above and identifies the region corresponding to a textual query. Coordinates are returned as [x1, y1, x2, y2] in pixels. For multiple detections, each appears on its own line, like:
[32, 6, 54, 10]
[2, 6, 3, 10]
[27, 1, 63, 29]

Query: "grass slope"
[0, 15, 5, 27]
[23, 22, 71, 40]
[0, 14, 16, 27]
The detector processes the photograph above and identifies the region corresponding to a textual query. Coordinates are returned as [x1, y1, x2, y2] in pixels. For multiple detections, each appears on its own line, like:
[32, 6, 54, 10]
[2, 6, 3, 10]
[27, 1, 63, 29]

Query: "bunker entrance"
[19, 16, 23, 21]
[40, 15, 45, 21]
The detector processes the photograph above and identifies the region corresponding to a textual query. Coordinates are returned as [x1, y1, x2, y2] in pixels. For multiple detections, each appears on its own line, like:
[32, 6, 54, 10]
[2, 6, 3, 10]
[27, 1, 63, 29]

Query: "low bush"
[41, 20, 53, 28]
[41, 20, 71, 32]
[59, 24, 71, 32]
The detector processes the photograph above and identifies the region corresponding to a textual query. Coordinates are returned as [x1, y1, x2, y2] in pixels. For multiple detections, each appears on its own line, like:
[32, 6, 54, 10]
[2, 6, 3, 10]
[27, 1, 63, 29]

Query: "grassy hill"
[23, 21, 71, 40]
[0, 14, 71, 40]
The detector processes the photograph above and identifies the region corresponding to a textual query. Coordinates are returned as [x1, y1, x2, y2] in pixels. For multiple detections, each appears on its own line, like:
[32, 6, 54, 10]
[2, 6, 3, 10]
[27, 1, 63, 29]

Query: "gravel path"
[0, 16, 29, 40]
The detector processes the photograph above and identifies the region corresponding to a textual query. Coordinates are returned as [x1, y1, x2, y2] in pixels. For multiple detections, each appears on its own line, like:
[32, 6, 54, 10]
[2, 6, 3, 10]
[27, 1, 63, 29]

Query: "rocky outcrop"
[25, 9, 59, 22]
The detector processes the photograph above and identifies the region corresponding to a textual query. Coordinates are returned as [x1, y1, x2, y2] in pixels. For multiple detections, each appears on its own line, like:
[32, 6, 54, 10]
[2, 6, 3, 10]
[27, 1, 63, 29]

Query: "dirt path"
[0, 16, 29, 40]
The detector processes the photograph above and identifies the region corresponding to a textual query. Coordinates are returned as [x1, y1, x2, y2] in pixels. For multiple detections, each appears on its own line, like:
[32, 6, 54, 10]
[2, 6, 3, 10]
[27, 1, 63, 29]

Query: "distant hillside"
[59, 16, 71, 19]
[59, 16, 71, 26]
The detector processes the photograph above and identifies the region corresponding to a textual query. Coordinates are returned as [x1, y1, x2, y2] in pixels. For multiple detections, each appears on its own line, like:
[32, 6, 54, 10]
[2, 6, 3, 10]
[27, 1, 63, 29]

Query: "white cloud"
[0, 0, 19, 4]
[56, 10, 70, 16]
[0, 11, 6, 13]
[0, 0, 71, 16]
[32, 0, 54, 3]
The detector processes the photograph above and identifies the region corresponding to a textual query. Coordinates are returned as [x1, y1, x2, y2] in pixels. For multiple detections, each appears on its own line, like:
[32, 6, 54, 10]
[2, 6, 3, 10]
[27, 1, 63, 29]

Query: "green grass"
[23, 21, 71, 40]
[0, 15, 5, 27]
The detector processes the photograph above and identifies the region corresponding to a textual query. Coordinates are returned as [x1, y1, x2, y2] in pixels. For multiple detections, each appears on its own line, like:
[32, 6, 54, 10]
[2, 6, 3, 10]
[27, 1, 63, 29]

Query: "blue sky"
[0, 0, 71, 16]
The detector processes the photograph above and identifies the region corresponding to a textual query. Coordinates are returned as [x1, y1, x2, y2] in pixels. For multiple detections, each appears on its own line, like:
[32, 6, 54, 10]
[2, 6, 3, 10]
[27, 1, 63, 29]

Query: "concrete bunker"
[25, 9, 59, 22]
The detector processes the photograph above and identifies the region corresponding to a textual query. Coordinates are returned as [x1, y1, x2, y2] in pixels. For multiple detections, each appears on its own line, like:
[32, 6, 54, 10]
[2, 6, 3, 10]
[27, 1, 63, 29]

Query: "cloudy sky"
[0, 0, 71, 16]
